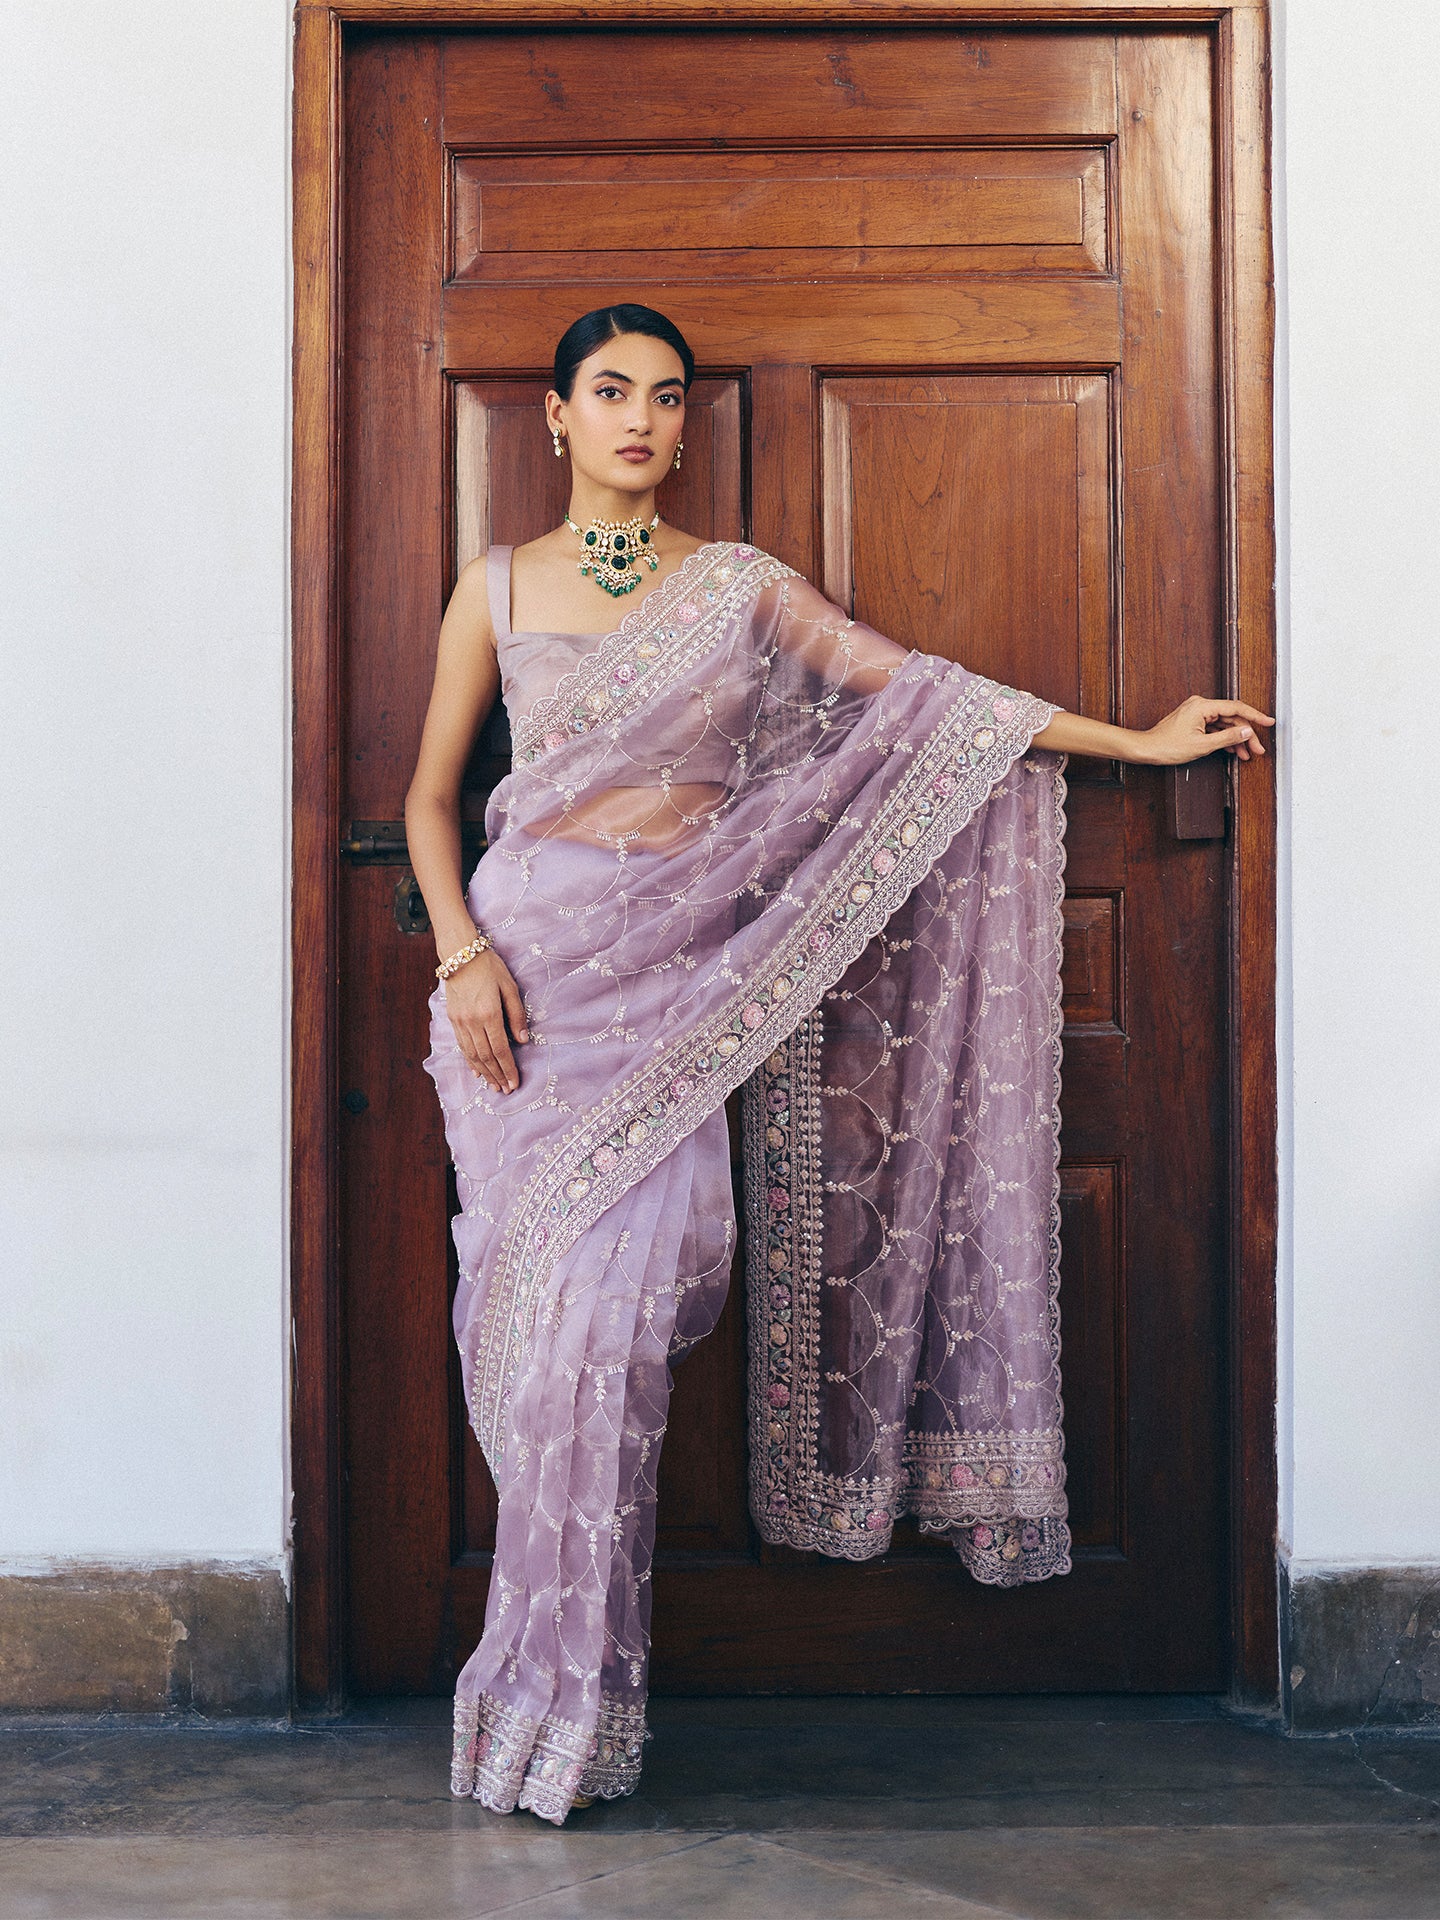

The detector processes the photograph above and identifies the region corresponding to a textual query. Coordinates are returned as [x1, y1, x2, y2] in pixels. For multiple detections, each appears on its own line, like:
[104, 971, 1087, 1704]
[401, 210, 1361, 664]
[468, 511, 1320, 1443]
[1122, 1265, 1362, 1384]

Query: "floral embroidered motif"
[470, 652, 1064, 1466]
[426, 544, 1075, 1817]
[576, 1695, 651, 1801]
[513, 543, 777, 764]
[451, 1691, 593, 1824]
[740, 760, 1072, 1587]
[451, 1687, 649, 1824]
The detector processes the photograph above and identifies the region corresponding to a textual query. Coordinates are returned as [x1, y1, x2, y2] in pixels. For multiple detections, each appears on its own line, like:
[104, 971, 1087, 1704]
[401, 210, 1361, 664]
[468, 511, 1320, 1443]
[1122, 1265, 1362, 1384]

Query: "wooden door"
[338, 23, 1232, 1696]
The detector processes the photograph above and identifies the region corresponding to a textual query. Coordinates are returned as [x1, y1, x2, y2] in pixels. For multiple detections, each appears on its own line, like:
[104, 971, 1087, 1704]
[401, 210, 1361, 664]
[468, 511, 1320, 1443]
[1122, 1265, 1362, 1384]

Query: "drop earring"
[552, 426, 565, 459]
[673, 439, 684, 472]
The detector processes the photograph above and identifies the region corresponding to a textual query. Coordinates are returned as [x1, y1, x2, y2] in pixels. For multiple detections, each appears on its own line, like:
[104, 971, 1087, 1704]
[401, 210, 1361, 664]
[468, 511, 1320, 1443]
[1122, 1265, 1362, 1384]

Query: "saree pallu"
[425, 542, 1073, 1823]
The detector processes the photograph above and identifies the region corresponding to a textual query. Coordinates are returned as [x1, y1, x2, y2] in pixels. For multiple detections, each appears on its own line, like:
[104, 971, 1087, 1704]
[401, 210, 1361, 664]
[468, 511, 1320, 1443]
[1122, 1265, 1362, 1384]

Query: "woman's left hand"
[1140, 695, 1275, 765]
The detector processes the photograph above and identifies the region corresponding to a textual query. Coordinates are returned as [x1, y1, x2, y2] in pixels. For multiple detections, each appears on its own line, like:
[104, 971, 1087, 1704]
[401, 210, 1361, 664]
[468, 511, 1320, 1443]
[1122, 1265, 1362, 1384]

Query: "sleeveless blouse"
[486, 544, 605, 718]
[486, 543, 737, 785]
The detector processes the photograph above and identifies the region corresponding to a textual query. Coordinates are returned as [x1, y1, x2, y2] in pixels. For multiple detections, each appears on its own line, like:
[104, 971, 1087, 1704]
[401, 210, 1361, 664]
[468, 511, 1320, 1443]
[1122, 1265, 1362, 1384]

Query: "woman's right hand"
[444, 950, 529, 1094]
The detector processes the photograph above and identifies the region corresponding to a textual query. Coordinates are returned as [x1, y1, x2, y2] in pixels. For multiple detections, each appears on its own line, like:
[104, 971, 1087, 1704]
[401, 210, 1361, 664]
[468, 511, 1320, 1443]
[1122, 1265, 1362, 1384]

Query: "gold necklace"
[564, 510, 661, 597]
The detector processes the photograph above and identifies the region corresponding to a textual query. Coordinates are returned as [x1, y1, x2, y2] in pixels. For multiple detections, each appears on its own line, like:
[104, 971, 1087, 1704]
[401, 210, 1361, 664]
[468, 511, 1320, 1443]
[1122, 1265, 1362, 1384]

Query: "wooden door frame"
[291, 0, 1278, 1712]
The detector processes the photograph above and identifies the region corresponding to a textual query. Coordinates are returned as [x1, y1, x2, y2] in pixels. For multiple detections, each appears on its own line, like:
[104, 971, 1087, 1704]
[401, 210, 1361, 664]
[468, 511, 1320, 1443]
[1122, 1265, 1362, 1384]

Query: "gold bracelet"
[436, 927, 493, 981]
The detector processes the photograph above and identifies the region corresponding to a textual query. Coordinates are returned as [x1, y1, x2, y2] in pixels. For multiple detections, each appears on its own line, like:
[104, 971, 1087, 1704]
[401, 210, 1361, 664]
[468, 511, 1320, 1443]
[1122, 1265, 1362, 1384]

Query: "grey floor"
[1, 1695, 1438, 1919]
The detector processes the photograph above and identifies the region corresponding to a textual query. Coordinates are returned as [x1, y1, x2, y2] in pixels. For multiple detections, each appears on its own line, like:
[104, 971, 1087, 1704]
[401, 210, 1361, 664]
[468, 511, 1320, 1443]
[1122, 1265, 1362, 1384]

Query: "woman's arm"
[404, 559, 529, 1095]
[1032, 695, 1275, 765]
[768, 579, 1274, 766]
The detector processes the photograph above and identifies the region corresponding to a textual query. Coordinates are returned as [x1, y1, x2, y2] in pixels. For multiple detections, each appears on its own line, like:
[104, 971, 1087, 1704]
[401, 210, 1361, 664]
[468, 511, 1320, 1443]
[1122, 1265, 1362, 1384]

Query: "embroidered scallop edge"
[471, 671, 1061, 1464]
[739, 758, 1073, 1585]
[451, 1688, 649, 1825]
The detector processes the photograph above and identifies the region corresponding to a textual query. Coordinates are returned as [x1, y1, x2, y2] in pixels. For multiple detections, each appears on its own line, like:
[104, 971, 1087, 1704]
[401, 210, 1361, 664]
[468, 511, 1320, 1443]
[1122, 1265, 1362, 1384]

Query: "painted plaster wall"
[1273, 0, 1440, 1568]
[0, 1, 290, 1559]
[1, 0, 1436, 1584]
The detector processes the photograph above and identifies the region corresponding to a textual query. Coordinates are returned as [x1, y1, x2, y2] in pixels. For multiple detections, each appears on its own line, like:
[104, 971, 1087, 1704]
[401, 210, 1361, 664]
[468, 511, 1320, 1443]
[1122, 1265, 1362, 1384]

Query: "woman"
[404, 304, 1272, 1825]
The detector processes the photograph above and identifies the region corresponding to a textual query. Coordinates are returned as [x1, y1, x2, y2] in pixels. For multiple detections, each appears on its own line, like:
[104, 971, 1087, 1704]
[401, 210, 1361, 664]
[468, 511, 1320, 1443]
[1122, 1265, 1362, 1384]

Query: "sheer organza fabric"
[424, 541, 1072, 1823]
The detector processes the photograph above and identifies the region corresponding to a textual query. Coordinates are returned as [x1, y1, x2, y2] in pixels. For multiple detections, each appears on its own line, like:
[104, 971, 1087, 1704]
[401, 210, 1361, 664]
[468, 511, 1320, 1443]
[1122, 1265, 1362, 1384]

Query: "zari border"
[472, 587, 1062, 1464]
[451, 1689, 649, 1825]
[744, 756, 1075, 1582]
[741, 754, 1073, 1586]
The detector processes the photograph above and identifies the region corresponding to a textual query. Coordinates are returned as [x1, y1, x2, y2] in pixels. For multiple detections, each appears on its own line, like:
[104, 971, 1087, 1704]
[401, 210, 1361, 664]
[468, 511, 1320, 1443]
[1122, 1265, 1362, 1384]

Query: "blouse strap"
[485, 544, 514, 645]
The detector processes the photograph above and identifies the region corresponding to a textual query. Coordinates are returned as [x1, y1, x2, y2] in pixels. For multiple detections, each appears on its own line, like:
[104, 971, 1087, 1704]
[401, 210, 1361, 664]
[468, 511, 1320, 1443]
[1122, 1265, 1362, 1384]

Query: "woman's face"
[547, 332, 687, 496]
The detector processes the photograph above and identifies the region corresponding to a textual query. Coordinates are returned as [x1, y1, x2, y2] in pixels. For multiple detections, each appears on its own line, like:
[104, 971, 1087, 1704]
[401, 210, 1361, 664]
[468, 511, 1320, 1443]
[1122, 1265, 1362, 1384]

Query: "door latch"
[341, 820, 487, 936]
[393, 873, 430, 935]
[1166, 758, 1229, 840]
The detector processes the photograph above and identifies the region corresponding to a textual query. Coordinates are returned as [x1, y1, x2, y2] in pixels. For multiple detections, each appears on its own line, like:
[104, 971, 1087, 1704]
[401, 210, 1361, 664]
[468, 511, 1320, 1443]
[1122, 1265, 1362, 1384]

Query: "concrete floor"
[1, 1695, 1438, 1918]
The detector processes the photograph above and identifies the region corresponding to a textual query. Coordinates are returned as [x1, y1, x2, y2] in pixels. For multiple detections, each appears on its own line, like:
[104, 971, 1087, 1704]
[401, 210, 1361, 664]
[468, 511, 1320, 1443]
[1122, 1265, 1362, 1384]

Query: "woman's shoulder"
[450, 549, 498, 605]
[442, 552, 501, 651]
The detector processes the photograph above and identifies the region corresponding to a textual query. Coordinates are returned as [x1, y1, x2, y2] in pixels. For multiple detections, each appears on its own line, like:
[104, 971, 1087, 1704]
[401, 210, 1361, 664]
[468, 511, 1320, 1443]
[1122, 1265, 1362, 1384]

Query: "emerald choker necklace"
[564, 510, 661, 598]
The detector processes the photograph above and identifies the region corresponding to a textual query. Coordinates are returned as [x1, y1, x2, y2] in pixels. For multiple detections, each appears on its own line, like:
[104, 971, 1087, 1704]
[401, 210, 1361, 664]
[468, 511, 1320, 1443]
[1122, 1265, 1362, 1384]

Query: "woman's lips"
[617, 446, 653, 462]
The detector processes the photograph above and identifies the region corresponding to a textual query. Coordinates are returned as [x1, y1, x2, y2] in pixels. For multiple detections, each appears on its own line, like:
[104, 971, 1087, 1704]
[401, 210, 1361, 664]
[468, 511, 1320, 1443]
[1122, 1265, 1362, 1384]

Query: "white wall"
[1, 0, 1436, 1584]
[0, 2, 290, 1558]
[1275, 0, 1440, 1567]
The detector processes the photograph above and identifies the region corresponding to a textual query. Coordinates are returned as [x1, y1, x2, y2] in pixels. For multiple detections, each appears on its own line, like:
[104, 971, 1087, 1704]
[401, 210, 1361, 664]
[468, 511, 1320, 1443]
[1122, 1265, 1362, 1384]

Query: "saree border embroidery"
[577, 1696, 651, 1801]
[471, 592, 1063, 1463]
[451, 1687, 648, 1822]
[740, 757, 1074, 1587]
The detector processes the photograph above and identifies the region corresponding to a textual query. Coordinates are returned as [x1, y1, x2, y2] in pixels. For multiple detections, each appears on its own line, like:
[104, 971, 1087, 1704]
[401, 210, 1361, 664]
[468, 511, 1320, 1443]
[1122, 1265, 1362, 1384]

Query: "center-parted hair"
[552, 305, 696, 400]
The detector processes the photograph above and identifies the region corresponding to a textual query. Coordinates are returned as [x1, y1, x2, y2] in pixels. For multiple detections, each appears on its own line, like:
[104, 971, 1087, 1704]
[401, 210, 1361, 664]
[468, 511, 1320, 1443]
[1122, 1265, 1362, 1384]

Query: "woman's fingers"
[1146, 695, 1274, 765]
[1166, 696, 1274, 763]
[483, 1014, 519, 1093]
[444, 957, 527, 1092]
[458, 1022, 495, 1087]
[456, 1015, 507, 1094]
[498, 972, 530, 1045]
[1197, 697, 1273, 754]
[1204, 698, 1275, 728]
[1205, 722, 1261, 757]
[446, 968, 526, 1093]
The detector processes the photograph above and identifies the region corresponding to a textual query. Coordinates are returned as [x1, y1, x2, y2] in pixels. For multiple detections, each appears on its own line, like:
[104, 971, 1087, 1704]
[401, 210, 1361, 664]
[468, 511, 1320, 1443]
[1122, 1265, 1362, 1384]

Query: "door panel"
[820, 373, 1115, 716]
[340, 22, 1230, 1696]
[451, 147, 1111, 280]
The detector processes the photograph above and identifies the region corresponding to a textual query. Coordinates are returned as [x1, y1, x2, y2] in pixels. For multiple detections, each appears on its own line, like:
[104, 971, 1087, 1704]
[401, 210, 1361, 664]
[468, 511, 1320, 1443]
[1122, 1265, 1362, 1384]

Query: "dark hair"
[552, 304, 695, 400]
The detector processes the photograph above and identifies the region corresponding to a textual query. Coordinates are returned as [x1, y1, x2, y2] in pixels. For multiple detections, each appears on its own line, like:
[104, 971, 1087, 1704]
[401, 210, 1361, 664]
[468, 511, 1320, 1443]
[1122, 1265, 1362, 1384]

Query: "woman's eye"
[595, 385, 623, 399]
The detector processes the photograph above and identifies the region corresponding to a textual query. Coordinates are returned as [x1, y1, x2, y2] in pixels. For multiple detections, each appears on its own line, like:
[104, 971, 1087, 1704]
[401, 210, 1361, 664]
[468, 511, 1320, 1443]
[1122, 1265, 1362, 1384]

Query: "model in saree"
[404, 304, 1272, 1825]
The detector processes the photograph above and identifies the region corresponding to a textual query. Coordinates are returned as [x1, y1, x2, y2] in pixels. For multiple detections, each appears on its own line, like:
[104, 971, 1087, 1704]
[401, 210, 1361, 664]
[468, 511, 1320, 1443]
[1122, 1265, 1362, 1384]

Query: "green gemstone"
[585, 530, 597, 545]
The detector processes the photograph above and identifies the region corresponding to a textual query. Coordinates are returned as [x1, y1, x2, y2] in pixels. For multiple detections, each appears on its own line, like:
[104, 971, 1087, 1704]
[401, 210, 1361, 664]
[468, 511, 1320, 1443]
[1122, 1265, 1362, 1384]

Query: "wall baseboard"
[0, 1560, 289, 1717]
[5, 1552, 1436, 1728]
[1281, 1558, 1440, 1732]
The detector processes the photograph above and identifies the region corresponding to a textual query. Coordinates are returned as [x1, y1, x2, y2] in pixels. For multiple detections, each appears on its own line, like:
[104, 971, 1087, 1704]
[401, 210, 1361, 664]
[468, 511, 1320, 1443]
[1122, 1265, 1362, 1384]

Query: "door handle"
[1166, 759, 1228, 841]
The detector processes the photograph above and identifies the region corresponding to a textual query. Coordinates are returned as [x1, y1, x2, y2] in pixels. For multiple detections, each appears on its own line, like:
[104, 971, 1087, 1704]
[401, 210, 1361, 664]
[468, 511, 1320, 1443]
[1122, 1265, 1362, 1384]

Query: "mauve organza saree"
[424, 541, 1072, 1823]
